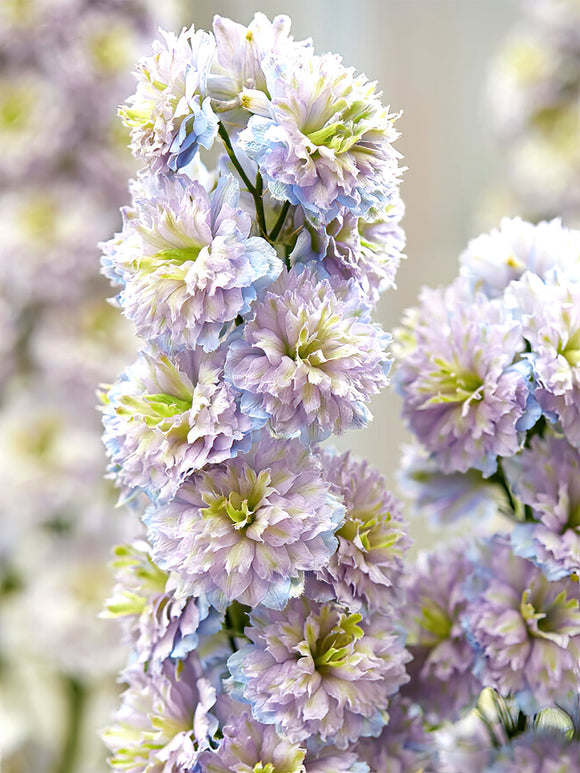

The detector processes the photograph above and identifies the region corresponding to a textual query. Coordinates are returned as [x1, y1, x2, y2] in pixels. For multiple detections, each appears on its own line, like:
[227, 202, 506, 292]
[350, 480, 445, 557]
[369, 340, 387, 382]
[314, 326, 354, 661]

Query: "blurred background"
[5, 0, 575, 769]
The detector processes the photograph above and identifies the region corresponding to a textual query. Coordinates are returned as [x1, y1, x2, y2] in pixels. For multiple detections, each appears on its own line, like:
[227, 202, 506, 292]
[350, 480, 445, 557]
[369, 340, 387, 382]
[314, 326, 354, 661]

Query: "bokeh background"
[2, 0, 555, 770]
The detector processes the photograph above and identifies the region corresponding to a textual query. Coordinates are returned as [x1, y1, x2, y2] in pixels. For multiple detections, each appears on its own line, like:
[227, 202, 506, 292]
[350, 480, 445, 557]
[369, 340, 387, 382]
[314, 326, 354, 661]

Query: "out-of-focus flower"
[465, 535, 580, 711]
[459, 217, 580, 299]
[504, 433, 580, 580]
[103, 654, 218, 771]
[401, 543, 481, 722]
[225, 265, 391, 441]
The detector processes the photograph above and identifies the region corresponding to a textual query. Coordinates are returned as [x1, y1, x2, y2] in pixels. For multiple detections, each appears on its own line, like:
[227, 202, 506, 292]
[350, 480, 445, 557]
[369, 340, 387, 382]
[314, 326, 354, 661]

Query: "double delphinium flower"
[101, 13, 416, 773]
[395, 214, 580, 766]
[0, 2, 181, 772]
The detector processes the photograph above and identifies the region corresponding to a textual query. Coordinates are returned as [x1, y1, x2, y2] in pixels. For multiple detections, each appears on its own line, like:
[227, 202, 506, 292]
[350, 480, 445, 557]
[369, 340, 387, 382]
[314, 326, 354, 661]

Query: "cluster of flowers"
[487, 0, 580, 223]
[100, 13, 422, 772]
[396, 215, 580, 768]
[0, 0, 177, 770]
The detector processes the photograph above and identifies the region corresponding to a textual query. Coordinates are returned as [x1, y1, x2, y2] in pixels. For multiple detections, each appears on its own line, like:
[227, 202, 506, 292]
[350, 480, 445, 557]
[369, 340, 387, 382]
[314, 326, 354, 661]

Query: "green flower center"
[202, 469, 271, 531]
[425, 357, 483, 405]
[0, 85, 33, 132]
[308, 611, 363, 673]
[414, 601, 452, 644]
[520, 585, 580, 643]
[303, 89, 378, 154]
[136, 245, 203, 276]
[558, 327, 580, 368]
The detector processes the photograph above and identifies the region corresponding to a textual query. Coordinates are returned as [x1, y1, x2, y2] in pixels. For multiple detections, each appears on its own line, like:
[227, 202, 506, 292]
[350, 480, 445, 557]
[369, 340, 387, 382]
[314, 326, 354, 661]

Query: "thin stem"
[488, 460, 517, 516]
[217, 122, 269, 240]
[217, 122, 255, 194]
[253, 171, 269, 239]
[53, 676, 86, 773]
[269, 200, 291, 242]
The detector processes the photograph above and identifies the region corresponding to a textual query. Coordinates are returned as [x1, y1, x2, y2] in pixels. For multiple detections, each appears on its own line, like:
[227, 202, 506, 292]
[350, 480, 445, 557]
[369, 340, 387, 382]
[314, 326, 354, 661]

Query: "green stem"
[269, 200, 291, 242]
[217, 122, 256, 194]
[53, 676, 86, 773]
[253, 171, 269, 239]
[217, 122, 269, 240]
[488, 460, 517, 517]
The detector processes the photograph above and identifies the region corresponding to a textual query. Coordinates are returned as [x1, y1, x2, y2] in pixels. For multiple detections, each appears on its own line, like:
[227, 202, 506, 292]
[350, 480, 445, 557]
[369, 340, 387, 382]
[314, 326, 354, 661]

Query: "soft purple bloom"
[119, 25, 218, 173]
[395, 277, 533, 477]
[198, 710, 307, 772]
[305, 747, 369, 773]
[145, 432, 343, 610]
[465, 535, 580, 710]
[101, 345, 253, 504]
[486, 728, 580, 773]
[509, 270, 580, 448]
[354, 697, 437, 773]
[102, 172, 282, 352]
[504, 433, 580, 579]
[459, 217, 580, 298]
[398, 442, 505, 526]
[103, 654, 218, 773]
[307, 449, 410, 612]
[228, 597, 410, 748]
[291, 194, 405, 303]
[103, 541, 207, 669]
[225, 266, 391, 441]
[238, 48, 401, 224]
[401, 543, 481, 722]
[435, 713, 494, 773]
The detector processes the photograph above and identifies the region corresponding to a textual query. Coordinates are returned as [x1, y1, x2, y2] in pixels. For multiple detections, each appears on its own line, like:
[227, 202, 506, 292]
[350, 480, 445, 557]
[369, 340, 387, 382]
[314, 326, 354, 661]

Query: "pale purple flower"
[101, 345, 253, 504]
[401, 543, 481, 722]
[198, 710, 307, 772]
[225, 266, 391, 441]
[398, 442, 505, 526]
[465, 535, 580, 709]
[307, 449, 410, 612]
[291, 194, 405, 303]
[487, 728, 580, 773]
[459, 217, 580, 299]
[509, 270, 580, 448]
[435, 713, 494, 773]
[103, 541, 207, 668]
[395, 277, 533, 477]
[146, 432, 343, 610]
[228, 597, 410, 748]
[119, 25, 218, 173]
[355, 697, 437, 773]
[103, 654, 218, 772]
[305, 747, 369, 773]
[504, 433, 580, 580]
[103, 172, 282, 352]
[238, 48, 401, 224]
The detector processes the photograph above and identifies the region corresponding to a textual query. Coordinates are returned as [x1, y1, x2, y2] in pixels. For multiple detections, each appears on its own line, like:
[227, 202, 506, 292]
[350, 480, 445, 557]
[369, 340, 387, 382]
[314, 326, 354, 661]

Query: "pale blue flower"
[103, 171, 282, 352]
[119, 25, 218, 172]
[238, 48, 401, 224]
